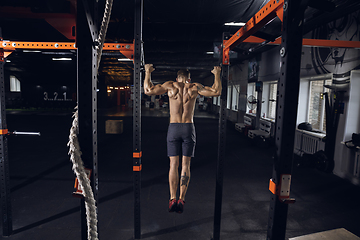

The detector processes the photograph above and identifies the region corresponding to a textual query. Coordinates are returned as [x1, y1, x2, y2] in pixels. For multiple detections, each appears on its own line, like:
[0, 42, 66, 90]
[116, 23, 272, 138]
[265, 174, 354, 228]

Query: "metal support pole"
[212, 32, 229, 240]
[133, 0, 143, 238]
[267, 0, 306, 239]
[76, 1, 99, 239]
[0, 29, 12, 237]
[256, 83, 263, 128]
[323, 90, 343, 173]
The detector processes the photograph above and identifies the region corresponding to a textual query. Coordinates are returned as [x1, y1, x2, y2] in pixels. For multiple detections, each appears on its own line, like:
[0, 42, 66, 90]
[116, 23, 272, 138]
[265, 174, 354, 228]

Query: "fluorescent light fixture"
[42, 52, 72, 55]
[6, 60, 11, 63]
[224, 22, 246, 26]
[118, 58, 132, 62]
[52, 57, 72, 61]
[206, 51, 214, 55]
[23, 50, 41, 53]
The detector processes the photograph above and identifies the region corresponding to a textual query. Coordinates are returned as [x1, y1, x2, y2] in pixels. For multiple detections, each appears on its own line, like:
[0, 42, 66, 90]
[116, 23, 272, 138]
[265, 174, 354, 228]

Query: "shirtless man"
[144, 64, 221, 213]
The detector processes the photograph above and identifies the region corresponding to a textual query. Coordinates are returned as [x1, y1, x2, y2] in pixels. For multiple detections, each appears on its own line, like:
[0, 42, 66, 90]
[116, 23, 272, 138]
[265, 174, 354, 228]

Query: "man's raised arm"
[196, 66, 222, 97]
[144, 64, 169, 96]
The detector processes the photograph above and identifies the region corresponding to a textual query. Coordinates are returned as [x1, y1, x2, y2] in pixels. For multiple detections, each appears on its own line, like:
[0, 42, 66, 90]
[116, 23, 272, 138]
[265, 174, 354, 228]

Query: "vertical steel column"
[0, 29, 12, 237]
[256, 87, 262, 128]
[212, 33, 229, 240]
[267, 0, 306, 239]
[133, 0, 143, 239]
[76, 1, 99, 239]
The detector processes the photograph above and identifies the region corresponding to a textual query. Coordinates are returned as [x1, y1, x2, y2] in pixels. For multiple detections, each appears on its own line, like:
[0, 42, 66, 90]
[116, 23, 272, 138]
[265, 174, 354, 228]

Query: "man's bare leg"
[169, 156, 179, 200]
[179, 156, 191, 201]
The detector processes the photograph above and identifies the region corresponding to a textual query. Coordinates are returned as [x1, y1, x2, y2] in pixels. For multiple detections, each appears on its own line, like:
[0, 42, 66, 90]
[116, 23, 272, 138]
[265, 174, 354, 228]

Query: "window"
[268, 82, 277, 119]
[213, 96, 217, 105]
[232, 84, 240, 111]
[10, 75, 21, 92]
[247, 82, 257, 114]
[227, 85, 232, 109]
[308, 79, 332, 131]
[213, 96, 220, 106]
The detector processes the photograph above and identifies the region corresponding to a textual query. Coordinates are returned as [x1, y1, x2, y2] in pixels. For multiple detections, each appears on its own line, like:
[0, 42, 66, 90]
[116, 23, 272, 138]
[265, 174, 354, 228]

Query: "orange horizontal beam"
[243, 36, 282, 44]
[243, 37, 360, 48]
[1, 41, 76, 50]
[224, 0, 284, 51]
[102, 43, 134, 51]
[1, 41, 134, 51]
[302, 39, 360, 48]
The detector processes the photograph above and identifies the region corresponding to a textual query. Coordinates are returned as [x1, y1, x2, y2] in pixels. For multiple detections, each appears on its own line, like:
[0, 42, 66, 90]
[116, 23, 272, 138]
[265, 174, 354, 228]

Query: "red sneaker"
[169, 199, 177, 212]
[177, 199, 185, 213]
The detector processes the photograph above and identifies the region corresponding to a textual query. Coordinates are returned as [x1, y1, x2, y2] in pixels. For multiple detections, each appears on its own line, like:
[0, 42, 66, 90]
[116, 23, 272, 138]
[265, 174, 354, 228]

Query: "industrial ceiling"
[1, 0, 360, 87]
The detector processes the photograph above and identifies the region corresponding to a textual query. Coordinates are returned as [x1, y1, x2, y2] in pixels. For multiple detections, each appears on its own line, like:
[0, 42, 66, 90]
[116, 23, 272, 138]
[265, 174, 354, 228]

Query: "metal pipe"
[11, 131, 41, 136]
[155, 65, 212, 70]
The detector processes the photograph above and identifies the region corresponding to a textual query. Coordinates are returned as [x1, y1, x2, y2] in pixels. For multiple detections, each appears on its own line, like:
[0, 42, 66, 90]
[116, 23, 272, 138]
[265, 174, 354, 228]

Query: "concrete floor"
[2, 107, 360, 240]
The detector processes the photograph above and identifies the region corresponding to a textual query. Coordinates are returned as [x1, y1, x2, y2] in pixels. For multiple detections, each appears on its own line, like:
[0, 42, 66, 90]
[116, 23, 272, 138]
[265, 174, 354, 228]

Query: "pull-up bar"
[155, 65, 213, 71]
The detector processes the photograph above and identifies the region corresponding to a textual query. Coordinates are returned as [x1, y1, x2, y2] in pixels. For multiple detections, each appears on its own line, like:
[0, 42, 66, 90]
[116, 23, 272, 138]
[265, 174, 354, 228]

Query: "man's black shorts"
[167, 123, 196, 157]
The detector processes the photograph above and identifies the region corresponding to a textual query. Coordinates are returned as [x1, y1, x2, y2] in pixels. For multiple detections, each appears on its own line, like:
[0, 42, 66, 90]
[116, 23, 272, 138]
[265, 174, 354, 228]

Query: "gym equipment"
[247, 95, 257, 111]
[9, 131, 41, 136]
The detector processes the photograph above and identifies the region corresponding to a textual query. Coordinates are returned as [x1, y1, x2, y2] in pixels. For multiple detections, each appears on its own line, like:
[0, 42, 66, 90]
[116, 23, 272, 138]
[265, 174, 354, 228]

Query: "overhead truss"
[0, 41, 134, 60]
[222, 0, 360, 65]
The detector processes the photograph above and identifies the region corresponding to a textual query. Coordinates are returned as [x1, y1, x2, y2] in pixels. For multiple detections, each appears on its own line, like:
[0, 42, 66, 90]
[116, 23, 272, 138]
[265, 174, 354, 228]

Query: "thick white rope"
[97, 0, 114, 70]
[67, 108, 98, 240]
[67, 1, 113, 239]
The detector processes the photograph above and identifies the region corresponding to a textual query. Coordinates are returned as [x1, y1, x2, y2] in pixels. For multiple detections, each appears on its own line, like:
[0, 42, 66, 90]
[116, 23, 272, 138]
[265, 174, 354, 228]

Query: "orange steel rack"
[0, 41, 134, 60]
[222, 0, 360, 65]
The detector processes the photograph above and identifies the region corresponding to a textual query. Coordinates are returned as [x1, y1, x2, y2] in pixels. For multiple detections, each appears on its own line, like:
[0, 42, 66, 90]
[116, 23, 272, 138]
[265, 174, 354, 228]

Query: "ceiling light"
[42, 52, 73, 55]
[6, 60, 11, 63]
[52, 58, 72, 61]
[206, 52, 214, 55]
[118, 58, 132, 62]
[23, 50, 41, 53]
[224, 22, 246, 27]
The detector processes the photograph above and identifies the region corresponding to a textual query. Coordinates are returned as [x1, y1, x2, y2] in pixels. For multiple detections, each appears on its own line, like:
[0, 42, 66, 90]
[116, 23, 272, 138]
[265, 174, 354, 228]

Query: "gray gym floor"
[3, 107, 360, 240]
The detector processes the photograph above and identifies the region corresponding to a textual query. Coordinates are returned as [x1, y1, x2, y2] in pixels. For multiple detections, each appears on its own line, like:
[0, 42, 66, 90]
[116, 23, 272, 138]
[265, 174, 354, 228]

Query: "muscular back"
[166, 81, 198, 123]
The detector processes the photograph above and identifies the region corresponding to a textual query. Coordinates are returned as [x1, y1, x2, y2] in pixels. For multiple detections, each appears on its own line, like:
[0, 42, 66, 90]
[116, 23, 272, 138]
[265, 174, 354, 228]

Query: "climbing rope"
[67, 0, 113, 239]
[68, 108, 98, 240]
[96, 0, 114, 70]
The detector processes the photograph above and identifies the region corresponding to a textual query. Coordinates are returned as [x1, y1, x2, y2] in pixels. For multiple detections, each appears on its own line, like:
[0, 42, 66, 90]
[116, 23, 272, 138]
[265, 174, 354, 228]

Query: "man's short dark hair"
[177, 69, 190, 79]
